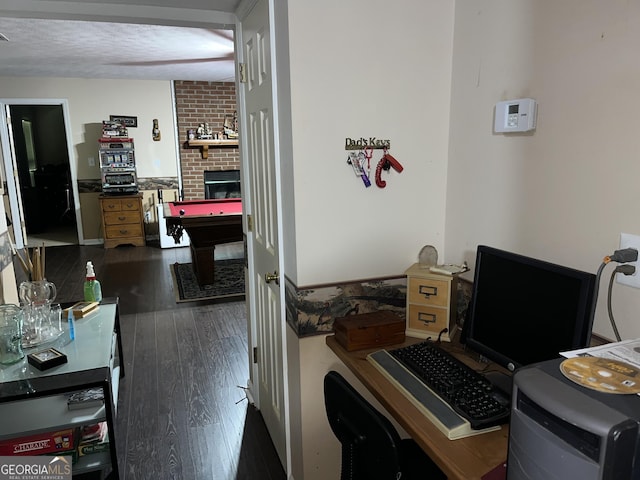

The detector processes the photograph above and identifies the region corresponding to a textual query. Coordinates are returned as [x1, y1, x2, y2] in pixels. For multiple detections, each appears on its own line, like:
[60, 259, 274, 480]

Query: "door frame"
[0, 98, 83, 249]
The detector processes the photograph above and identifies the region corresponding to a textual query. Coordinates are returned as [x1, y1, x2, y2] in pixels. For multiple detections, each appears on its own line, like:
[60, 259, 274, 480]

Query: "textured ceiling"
[45, 0, 240, 10]
[0, 16, 236, 82]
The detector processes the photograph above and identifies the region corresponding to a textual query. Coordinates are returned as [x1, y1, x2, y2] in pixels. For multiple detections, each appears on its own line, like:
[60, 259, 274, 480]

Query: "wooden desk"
[326, 335, 508, 480]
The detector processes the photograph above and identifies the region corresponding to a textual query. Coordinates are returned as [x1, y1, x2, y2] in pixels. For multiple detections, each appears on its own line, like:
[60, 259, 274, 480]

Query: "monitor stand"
[485, 370, 513, 399]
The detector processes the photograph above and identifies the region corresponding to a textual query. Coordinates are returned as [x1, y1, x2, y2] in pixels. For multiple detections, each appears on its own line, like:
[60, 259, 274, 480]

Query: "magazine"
[67, 388, 104, 410]
[428, 264, 468, 276]
[561, 338, 640, 370]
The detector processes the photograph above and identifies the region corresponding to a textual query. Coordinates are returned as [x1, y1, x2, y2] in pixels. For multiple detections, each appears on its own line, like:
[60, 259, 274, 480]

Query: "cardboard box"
[77, 440, 110, 457]
[333, 311, 405, 351]
[0, 428, 76, 456]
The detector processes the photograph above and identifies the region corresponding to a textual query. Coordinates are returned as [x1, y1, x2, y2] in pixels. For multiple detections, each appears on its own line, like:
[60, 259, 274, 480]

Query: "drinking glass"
[0, 304, 24, 365]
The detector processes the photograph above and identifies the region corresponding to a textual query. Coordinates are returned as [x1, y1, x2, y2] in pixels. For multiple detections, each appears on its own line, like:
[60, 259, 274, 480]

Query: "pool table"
[164, 198, 243, 286]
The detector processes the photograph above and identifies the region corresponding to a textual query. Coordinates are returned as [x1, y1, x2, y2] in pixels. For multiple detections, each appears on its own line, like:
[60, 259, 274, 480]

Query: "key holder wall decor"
[345, 137, 404, 189]
[345, 137, 391, 150]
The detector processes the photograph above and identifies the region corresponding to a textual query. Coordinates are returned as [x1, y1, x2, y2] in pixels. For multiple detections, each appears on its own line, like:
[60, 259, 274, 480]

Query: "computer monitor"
[462, 245, 596, 373]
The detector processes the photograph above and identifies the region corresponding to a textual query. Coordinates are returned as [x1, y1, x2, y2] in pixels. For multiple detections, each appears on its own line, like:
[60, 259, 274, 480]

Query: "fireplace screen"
[204, 170, 241, 199]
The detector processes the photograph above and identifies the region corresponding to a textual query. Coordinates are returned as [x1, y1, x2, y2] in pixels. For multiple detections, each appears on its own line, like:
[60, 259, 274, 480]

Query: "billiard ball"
[179, 209, 185, 215]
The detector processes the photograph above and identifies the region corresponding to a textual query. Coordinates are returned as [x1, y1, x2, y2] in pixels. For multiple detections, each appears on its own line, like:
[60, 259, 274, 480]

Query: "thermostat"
[494, 98, 537, 133]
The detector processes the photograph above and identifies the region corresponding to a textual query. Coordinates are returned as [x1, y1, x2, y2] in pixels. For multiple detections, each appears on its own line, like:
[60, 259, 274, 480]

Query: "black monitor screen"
[462, 245, 596, 372]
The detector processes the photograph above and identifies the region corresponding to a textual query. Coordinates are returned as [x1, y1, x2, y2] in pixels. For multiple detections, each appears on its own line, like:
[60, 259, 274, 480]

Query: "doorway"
[1, 102, 80, 248]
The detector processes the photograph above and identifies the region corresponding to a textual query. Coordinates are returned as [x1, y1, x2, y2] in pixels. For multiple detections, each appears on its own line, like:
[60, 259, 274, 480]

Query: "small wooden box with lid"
[333, 311, 405, 352]
[405, 263, 458, 341]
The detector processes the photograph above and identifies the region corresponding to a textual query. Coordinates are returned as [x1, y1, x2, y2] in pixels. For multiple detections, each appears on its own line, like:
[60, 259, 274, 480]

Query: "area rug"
[170, 258, 245, 303]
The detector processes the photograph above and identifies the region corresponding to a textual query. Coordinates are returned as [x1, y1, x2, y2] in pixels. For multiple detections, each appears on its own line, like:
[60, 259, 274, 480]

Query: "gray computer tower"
[508, 358, 640, 480]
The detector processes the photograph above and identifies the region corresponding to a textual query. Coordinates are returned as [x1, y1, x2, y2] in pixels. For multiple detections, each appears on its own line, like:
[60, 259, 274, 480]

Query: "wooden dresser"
[404, 263, 458, 342]
[99, 194, 145, 248]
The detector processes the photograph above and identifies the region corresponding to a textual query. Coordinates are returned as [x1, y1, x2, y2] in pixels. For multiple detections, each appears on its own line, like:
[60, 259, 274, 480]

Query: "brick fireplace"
[204, 170, 241, 199]
[174, 80, 240, 200]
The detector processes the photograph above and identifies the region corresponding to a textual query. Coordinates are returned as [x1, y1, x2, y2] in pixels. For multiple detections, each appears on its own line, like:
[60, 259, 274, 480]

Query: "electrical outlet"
[616, 233, 640, 288]
[88, 156, 95, 166]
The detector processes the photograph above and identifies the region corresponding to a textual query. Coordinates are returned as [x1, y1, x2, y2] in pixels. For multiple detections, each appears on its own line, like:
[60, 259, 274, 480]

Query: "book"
[67, 388, 104, 410]
[0, 428, 76, 455]
[77, 438, 110, 456]
[79, 422, 108, 443]
[77, 427, 110, 458]
[63, 301, 99, 319]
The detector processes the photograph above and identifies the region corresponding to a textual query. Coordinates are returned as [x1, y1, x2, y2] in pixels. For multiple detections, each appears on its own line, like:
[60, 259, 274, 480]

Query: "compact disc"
[560, 356, 640, 394]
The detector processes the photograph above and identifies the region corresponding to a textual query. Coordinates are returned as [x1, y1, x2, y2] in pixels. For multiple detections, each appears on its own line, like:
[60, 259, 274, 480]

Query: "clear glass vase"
[19, 279, 57, 347]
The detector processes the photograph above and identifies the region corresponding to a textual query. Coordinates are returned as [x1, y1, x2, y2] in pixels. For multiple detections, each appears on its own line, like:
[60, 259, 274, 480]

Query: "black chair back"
[324, 370, 404, 480]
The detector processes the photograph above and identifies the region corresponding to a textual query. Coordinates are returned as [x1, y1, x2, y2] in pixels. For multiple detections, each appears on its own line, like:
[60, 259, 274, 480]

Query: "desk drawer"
[407, 304, 449, 335]
[408, 277, 449, 307]
[104, 211, 141, 225]
[119, 199, 140, 211]
[101, 198, 140, 212]
[105, 224, 143, 239]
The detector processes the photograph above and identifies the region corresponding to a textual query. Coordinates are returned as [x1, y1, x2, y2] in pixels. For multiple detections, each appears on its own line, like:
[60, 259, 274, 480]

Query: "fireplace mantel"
[188, 139, 238, 159]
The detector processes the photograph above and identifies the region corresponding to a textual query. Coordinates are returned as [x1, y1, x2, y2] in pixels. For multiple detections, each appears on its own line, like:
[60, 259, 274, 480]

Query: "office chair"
[324, 371, 446, 480]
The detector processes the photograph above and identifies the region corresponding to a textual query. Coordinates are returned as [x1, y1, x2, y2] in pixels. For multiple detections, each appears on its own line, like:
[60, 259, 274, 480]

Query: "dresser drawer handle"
[118, 216, 126, 221]
[418, 312, 437, 325]
[419, 285, 438, 298]
[119, 229, 129, 235]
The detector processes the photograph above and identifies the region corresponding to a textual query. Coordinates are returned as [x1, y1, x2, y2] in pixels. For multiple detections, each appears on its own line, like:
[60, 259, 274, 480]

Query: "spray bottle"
[84, 261, 103, 302]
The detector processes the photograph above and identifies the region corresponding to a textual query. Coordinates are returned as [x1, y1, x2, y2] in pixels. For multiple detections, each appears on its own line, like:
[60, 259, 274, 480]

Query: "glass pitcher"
[19, 280, 57, 346]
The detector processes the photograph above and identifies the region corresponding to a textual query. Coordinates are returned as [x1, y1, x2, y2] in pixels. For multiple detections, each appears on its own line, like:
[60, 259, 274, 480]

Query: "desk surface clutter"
[326, 334, 509, 480]
[0, 300, 123, 479]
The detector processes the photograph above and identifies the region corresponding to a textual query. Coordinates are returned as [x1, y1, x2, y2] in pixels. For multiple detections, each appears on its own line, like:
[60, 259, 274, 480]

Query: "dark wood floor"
[17, 243, 285, 480]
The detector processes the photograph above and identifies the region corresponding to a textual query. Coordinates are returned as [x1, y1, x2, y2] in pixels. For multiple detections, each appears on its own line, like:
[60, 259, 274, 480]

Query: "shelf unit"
[188, 139, 238, 159]
[0, 394, 113, 475]
[0, 299, 124, 479]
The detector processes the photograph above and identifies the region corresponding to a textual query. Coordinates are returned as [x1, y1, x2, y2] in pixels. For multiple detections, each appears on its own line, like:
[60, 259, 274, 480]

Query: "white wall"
[0, 77, 179, 180]
[282, 1, 455, 478]
[446, 0, 640, 341]
[286, 0, 455, 288]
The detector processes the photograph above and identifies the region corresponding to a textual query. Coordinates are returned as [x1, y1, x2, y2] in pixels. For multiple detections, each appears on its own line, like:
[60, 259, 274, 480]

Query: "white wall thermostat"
[494, 98, 537, 133]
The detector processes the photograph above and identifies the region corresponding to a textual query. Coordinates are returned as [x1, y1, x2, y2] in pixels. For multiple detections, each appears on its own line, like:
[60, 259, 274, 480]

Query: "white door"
[0, 99, 83, 249]
[240, 0, 288, 469]
[1, 104, 28, 248]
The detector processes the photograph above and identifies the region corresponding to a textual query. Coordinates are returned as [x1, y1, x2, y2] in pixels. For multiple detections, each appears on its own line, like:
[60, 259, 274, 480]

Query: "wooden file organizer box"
[405, 263, 458, 342]
[333, 311, 405, 352]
